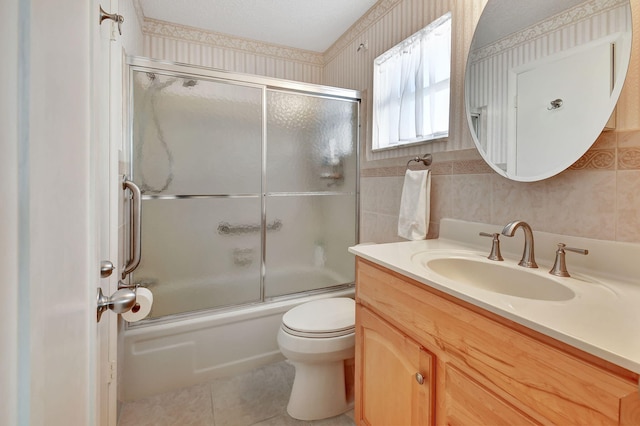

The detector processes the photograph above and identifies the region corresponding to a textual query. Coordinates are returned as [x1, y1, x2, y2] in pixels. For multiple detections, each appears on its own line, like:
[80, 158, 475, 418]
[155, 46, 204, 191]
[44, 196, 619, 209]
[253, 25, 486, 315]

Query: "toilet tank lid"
[282, 297, 355, 334]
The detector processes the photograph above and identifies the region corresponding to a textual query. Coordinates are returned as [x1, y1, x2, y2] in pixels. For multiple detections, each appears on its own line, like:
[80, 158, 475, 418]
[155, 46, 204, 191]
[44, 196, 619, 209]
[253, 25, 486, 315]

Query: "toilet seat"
[277, 297, 356, 420]
[281, 298, 355, 338]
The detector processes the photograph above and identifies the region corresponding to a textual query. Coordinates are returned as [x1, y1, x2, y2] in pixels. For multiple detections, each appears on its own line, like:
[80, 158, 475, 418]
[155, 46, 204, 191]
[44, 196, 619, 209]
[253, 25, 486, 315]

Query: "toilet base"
[287, 360, 349, 421]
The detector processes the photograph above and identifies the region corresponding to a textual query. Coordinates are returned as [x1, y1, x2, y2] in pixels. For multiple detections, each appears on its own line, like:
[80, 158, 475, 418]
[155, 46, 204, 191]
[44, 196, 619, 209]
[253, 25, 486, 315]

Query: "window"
[372, 13, 452, 151]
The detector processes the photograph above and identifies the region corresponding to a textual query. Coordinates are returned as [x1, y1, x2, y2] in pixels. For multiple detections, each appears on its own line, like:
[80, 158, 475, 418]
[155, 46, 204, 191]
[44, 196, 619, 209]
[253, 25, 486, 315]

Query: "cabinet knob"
[415, 372, 425, 385]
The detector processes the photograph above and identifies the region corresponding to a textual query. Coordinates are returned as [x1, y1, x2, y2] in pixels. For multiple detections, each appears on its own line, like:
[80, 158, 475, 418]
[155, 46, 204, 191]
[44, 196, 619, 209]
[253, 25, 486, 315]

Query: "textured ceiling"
[137, 0, 378, 52]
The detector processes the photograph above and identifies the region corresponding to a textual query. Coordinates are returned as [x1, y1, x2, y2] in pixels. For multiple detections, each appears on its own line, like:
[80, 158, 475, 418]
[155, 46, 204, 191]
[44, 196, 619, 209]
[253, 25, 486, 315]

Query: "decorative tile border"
[361, 166, 402, 177]
[323, 0, 402, 62]
[362, 159, 494, 177]
[470, 0, 628, 62]
[618, 148, 640, 169]
[136, 0, 399, 66]
[360, 168, 379, 178]
[141, 18, 325, 66]
[362, 131, 640, 177]
[569, 149, 616, 170]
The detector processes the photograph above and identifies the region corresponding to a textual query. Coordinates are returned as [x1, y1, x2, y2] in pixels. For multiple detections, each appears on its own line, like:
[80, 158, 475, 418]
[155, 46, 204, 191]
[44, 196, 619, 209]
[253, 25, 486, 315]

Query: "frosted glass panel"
[129, 64, 359, 320]
[134, 198, 262, 318]
[132, 71, 262, 195]
[264, 194, 356, 298]
[267, 91, 358, 193]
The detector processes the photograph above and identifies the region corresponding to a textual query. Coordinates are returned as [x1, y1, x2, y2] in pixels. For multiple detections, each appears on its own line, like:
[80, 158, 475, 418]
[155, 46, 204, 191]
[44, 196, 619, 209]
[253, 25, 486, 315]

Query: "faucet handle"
[479, 232, 504, 261]
[549, 243, 589, 277]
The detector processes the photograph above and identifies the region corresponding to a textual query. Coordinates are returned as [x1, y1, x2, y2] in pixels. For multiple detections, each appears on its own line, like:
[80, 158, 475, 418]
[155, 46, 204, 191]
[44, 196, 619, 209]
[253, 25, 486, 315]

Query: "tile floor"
[118, 361, 355, 426]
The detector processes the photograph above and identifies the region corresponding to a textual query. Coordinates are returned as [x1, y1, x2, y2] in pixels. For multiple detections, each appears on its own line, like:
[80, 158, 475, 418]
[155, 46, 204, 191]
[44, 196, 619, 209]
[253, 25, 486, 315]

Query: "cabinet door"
[356, 305, 433, 426]
[356, 258, 640, 425]
[442, 365, 540, 426]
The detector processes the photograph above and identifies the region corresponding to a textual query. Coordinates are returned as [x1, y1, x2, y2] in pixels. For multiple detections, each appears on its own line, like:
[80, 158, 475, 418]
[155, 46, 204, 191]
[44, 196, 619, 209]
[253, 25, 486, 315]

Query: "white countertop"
[349, 219, 640, 374]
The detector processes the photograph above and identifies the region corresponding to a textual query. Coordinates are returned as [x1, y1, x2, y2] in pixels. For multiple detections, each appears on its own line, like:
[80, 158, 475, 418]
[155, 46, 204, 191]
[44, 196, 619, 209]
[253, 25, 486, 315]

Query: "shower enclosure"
[127, 58, 360, 322]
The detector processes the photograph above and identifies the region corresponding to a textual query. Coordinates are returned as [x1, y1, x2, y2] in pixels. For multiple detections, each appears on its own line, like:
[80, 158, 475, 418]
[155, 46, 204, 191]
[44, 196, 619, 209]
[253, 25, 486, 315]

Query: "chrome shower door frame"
[126, 56, 361, 323]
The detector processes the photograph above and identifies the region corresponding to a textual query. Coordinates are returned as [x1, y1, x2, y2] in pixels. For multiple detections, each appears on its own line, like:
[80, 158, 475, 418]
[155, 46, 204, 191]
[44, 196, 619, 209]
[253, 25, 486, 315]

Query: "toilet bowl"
[277, 297, 355, 421]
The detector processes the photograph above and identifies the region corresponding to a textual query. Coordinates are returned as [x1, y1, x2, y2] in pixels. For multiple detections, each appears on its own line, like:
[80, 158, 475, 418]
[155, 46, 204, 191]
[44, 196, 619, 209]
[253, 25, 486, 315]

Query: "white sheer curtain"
[373, 13, 451, 150]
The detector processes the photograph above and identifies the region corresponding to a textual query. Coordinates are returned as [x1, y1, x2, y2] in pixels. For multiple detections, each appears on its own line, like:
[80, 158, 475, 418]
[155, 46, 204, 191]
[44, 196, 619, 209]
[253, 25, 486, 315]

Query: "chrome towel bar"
[405, 154, 433, 171]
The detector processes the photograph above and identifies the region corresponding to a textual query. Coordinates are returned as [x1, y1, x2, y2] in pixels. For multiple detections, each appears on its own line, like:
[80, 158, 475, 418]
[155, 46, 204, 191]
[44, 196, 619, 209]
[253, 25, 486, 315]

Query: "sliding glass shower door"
[265, 90, 358, 297]
[129, 62, 359, 321]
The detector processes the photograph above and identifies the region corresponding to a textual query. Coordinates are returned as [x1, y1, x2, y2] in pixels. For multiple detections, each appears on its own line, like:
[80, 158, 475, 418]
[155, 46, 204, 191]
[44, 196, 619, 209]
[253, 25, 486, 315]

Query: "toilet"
[277, 297, 355, 421]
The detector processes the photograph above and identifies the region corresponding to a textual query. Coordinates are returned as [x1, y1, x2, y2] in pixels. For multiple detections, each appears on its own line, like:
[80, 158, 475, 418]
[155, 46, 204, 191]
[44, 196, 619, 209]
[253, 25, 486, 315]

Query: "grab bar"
[217, 219, 282, 235]
[122, 176, 142, 279]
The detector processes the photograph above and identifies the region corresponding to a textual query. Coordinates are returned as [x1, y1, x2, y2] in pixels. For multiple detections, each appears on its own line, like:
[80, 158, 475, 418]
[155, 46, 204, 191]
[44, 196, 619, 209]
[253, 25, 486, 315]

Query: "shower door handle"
[122, 177, 142, 279]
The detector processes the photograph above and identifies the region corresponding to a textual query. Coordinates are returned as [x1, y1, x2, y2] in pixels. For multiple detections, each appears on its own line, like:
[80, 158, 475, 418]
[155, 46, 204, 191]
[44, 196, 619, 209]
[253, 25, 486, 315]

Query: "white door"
[1, 1, 120, 424]
[515, 42, 612, 177]
[0, 1, 20, 425]
[93, 1, 123, 425]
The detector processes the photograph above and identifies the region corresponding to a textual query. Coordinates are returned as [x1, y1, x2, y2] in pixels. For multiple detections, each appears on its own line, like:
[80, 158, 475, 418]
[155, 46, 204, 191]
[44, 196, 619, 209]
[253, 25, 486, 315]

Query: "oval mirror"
[464, 0, 632, 181]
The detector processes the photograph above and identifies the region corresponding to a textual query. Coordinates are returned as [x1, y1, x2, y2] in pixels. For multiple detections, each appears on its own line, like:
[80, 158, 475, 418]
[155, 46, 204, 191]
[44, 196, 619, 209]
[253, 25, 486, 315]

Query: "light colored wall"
[324, 0, 640, 244]
[140, 19, 324, 84]
[323, 0, 483, 160]
[120, 0, 144, 56]
[130, 0, 640, 244]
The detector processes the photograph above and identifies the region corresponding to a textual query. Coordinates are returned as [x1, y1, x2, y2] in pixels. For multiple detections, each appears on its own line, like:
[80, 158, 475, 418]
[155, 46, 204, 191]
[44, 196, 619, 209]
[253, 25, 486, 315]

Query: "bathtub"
[120, 269, 354, 401]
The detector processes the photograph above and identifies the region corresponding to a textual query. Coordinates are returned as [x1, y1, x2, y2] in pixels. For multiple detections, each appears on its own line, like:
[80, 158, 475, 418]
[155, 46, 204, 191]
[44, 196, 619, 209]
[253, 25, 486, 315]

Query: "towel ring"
[406, 154, 433, 171]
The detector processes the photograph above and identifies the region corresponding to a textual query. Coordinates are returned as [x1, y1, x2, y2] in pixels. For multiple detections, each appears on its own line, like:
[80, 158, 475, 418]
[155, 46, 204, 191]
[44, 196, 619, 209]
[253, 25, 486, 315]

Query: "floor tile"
[119, 383, 214, 426]
[118, 361, 355, 426]
[252, 412, 354, 426]
[211, 362, 293, 426]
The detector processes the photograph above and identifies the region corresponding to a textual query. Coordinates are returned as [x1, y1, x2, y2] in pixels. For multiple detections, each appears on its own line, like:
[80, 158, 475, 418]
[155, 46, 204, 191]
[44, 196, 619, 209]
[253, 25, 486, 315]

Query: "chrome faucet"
[501, 220, 538, 268]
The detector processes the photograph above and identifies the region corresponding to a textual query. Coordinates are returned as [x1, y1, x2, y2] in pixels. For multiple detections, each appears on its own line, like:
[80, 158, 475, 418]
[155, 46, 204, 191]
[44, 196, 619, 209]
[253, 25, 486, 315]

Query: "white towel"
[398, 169, 431, 240]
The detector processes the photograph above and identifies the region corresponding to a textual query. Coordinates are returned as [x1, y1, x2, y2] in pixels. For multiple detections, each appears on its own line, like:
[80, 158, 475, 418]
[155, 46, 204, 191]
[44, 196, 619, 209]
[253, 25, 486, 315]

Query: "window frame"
[372, 12, 452, 152]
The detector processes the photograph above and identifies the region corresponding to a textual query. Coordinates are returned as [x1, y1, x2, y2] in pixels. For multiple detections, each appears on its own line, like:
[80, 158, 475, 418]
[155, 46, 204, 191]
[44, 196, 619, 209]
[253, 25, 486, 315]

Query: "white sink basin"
[420, 256, 575, 301]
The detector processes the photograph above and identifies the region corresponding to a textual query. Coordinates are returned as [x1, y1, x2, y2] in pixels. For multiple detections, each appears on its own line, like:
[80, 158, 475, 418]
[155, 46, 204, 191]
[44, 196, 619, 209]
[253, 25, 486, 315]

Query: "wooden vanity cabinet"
[354, 258, 640, 426]
[357, 306, 434, 425]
